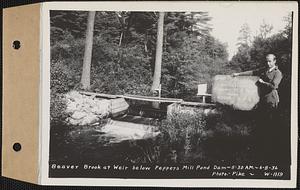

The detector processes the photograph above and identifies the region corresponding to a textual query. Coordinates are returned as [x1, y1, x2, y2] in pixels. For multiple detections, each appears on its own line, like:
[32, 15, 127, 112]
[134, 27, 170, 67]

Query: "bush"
[51, 61, 74, 93]
[50, 92, 68, 124]
[51, 31, 85, 64]
[160, 110, 207, 158]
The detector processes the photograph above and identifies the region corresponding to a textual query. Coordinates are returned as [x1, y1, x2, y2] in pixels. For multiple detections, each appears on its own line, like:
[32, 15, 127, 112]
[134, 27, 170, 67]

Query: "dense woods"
[50, 10, 293, 126]
[49, 10, 293, 166]
[50, 11, 230, 98]
[50, 10, 292, 122]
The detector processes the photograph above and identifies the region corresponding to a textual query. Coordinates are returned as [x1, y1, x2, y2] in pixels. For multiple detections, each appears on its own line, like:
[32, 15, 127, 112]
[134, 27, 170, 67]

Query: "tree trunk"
[80, 11, 96, 90]
[151, 12, 164, 108]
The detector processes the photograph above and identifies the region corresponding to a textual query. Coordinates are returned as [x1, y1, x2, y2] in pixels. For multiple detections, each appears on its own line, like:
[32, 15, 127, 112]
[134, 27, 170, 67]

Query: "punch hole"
[13, 143, 22, 152]
[12, 40, 21, 49]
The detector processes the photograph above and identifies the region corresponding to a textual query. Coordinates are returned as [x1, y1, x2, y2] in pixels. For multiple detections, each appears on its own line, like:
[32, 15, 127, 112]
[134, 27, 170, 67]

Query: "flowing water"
[50, 115, 164, 163]
[50, 104, 289, 165]
[50, 117, 255, 164]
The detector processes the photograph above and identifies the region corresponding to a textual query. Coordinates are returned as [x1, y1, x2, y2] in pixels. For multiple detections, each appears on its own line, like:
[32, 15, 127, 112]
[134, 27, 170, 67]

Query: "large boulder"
[212, 75, 260, 110]
[65, 91, 110, 125]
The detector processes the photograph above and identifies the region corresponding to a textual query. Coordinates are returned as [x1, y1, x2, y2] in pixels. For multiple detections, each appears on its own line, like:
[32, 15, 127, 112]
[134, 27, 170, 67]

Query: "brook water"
[49, 104, 260, 164]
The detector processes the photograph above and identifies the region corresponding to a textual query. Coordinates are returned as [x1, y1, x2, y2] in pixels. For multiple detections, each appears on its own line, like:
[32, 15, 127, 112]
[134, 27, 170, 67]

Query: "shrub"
[50, 92, 68, 124]
[51, 31, 85, 63]
[160, 110, 207, 158]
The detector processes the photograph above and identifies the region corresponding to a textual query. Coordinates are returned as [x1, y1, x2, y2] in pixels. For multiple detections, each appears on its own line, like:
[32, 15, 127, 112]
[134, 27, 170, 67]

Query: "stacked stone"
[65, 91, 110, 125]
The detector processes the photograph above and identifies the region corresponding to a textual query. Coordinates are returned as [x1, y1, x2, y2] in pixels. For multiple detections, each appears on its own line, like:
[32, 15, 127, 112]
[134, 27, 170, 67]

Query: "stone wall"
[65, 91, 111, 125]
[65, 91, 129, 126]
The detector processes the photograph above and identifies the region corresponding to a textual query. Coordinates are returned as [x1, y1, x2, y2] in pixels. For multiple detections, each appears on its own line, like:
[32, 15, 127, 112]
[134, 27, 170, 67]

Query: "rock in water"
[212, 75, 260, 110]
[65, 91, 129, 125]
[65, 91, 110, 125]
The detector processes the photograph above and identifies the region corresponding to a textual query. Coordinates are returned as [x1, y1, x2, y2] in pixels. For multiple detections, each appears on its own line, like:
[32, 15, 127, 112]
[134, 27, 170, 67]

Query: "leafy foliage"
[50, 11, 229, 99]
[162, 35, 230, 98]
[160, 110, 208, 161]
[90, 37, 153, 95]
[237, 23, 252, 47]
[50, 60, 74, 123]
[50, 92, 68, 124]
[259, 20, 274, 39]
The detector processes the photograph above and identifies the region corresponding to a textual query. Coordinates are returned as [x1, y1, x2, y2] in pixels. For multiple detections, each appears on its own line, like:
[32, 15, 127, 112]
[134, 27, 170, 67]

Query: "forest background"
[50, 11, 292, 122]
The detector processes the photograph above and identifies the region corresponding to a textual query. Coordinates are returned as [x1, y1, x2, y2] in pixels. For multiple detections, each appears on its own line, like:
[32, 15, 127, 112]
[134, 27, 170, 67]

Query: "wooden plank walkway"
[123, 94, 183, 103]
[181, 101, 216, 107]
[80, 91, 119, 99]
[80, 91, 215, 106]
[80, 91, 183, 103]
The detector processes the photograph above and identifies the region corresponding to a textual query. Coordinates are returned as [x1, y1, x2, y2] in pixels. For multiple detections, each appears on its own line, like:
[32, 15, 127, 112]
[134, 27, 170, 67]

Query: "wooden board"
[212, 75, 260, 110]
[181, 101, 216, 107]
[123, 94, 183, 103]
[79, 91, 119, 99]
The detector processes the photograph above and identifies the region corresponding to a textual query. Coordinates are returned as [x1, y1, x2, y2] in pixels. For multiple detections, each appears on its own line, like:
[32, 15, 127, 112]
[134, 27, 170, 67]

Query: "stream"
[50, 115, 163, 163]
[49, 101, 290, 167]
[50, 115, 256, 164]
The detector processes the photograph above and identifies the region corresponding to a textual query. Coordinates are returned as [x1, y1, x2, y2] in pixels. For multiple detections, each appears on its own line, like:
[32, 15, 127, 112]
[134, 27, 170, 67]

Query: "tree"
[231, 23, 252, 71]
[162, 34, 229, 99]
[237, 23, 252, 46]
[50, 10, 226, 98]
[190, 12, 212, 37]
[259, 20, 273, 39]
[151, 12, 165, 94]
[80, 11, 96, 90]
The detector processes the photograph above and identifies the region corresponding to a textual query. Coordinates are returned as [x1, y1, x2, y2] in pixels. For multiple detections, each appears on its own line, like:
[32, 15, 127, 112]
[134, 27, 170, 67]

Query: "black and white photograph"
[41, 1, 298, 187]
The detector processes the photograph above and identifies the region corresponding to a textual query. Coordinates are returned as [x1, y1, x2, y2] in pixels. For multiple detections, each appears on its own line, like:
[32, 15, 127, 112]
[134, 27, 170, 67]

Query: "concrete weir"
[167, 102, 218, 118]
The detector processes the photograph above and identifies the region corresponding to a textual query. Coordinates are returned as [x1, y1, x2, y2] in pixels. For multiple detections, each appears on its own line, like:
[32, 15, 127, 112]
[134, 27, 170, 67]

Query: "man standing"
[233, 54, 283, 161]
[233, 54, 282, 109]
